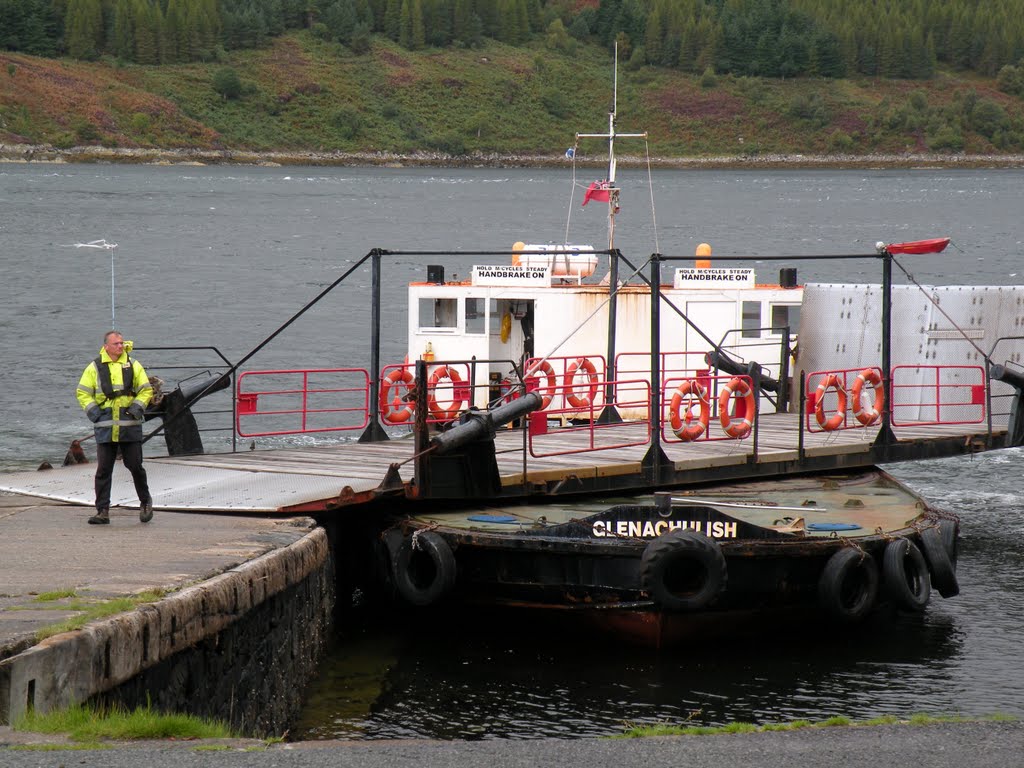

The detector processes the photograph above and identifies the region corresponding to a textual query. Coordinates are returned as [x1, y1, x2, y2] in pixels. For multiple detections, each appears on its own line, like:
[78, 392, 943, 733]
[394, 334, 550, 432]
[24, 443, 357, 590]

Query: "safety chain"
[411, 522, 440, 550]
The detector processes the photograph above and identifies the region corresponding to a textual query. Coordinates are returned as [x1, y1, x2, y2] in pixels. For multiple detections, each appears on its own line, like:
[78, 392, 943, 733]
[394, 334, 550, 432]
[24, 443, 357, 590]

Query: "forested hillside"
[2, 0, 1024, 160]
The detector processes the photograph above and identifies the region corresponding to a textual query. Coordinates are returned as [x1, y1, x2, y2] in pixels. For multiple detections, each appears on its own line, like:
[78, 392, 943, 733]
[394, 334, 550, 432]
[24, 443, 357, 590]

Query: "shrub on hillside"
[330, 105, 362, 139]
[213, 68, 242, 99]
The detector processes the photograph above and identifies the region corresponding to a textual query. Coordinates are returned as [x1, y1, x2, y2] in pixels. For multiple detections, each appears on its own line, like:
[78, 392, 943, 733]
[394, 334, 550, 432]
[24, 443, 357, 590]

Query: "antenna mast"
[575, 43, 646, 251]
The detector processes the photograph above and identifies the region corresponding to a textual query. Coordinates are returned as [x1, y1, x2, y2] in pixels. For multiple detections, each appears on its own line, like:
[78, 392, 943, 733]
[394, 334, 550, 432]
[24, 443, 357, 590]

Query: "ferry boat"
[7, 53, 1024, 648]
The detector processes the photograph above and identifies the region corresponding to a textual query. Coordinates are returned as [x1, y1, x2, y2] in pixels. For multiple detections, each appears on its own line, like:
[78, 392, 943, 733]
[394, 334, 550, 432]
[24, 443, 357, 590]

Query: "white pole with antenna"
[575, 43, 646, 252]
[71, 239, 119, 327]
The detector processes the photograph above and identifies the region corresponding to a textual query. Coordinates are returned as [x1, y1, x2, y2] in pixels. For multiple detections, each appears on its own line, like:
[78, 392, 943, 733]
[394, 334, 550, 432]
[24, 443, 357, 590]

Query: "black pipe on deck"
[430, 392, 543, 454]
[990, 364, 1024, 446]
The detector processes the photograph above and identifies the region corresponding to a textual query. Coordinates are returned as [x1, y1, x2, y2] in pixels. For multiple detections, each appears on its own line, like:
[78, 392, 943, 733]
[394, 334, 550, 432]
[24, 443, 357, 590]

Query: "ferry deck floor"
[0, 412, 1008, 514]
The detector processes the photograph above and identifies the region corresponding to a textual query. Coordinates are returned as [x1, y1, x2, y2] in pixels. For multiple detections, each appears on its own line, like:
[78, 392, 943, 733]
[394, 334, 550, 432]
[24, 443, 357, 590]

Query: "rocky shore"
[3, 143, 1024, 169]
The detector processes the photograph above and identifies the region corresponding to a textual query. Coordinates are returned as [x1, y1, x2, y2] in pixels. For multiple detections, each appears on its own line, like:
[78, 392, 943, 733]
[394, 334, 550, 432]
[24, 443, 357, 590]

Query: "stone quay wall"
[0, 526, 334, 737]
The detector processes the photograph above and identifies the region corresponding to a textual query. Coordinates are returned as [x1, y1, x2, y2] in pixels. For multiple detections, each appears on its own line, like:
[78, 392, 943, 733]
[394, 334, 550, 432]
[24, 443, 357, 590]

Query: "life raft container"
[814, 373, 847, 431]
[391, 530, 457, 606]
[718, 376, 756, 439]
[817, 547, 879, 623]
[669, 379, 710, 441]
[427, 365, 465, 421]
[851, 367, 884, 427]
[564, 357, 599, 409]
[379, 367, 415, 424]
[640, 530, 727, 612]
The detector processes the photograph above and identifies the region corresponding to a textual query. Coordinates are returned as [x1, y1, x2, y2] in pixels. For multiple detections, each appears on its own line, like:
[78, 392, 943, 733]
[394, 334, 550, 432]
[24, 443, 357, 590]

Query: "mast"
[575, 44, 646, 251]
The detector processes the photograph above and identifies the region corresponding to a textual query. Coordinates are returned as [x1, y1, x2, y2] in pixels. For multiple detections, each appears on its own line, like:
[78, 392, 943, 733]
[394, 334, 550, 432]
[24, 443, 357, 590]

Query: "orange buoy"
[719, 376, 756, 439]
[669, 380, 710, 441]
[427, 365, 465, 421]
[851, 368, 884, 427]
[564, 357, 599, 409]
[814, 373, 848, 431]
[379, 367, 416, 424]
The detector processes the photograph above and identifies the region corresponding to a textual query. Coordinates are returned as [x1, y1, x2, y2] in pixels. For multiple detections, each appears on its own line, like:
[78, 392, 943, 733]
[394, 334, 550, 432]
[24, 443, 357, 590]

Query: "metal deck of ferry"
[0, 410, 1009, 514]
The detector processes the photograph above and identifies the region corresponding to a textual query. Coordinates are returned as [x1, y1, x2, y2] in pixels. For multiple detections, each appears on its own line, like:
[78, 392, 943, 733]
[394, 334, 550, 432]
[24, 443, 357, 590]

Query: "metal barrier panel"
[527, 378, 651, 458]
[661, 374, 756, 443]
[891, 365, 987, 426]
[524, 354, 608, 413]
[236, 368, 370, 437]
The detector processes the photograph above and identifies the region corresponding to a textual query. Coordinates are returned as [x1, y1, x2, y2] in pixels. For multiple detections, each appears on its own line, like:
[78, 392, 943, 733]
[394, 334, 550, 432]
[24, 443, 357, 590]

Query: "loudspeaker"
[427, 264, 444, 284]
[780, 267, 798, 289]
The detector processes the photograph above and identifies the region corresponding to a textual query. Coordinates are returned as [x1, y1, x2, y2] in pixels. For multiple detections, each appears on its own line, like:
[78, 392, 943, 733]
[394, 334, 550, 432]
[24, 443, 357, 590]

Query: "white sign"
[674, 267, 755, 289]
[472, 264, 551, 286]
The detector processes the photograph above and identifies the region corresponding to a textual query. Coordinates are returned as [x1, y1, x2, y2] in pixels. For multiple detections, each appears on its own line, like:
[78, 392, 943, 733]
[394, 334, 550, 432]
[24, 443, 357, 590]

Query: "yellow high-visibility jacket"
[76, 348, 153, 443]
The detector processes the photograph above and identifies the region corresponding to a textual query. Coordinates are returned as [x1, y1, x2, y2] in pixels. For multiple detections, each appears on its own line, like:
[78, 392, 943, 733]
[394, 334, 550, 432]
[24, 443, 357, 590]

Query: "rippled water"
[3, 163, 1024, 738]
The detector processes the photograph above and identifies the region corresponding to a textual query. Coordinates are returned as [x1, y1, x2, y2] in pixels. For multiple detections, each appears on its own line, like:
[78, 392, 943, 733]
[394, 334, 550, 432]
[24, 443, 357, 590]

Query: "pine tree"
[111, 0, 133, 58]
[65, 0, 103, 59]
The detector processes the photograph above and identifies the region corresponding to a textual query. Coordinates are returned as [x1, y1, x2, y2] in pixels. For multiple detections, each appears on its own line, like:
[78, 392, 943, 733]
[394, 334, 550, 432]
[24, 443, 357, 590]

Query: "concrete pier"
[0, 492, 332, 730]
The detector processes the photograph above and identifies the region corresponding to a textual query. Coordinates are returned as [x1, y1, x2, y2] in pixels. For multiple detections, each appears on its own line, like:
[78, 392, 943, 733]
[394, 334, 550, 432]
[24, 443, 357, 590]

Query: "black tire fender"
[392, 531, 457, 606]
[817, 547, 879, 623]
[640, 530, 727, 612]
[882, 538, 931, 611]
[938, 518, 960, 570]
[920, 525, 959, 598]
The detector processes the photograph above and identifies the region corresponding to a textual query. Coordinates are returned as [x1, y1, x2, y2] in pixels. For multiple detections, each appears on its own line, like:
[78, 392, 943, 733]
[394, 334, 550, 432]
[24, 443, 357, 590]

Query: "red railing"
[236, 368, 370, 437]
[615, 351, 709, 394]
[524, 354, 608, 413]
[804, 365, 987, 432]
[891, 365, 987, 426]
[527, 377, 651, 458]
[661, 373, 757, 443]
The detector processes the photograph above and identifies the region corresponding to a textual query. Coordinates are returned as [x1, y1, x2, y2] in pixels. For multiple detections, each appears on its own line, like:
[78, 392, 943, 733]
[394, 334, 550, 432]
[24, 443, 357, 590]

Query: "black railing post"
[597, 249, 622, 424]
[874, 248, 897, 452]
[779, 326, 791, 413]
[359, 249, 389, 442]
[642, 254, 670, 481]
[414, 358, 431, 495]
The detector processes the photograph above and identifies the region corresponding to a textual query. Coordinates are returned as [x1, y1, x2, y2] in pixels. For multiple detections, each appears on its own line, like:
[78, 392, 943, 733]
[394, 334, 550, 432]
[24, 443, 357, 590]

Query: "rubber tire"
[882, 538, 931, 612]
[392, 531, 457, 606]
[920, 526, 959, 598]
[640, 530, 727, 612]
[817, 548, 879, 623]
[938, 518, 960, 570]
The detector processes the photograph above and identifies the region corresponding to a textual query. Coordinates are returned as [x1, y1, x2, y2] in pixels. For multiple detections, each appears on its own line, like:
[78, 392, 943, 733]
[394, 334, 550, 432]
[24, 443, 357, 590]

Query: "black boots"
[140, 500, 153, 524]
[88, 508, 110, 525]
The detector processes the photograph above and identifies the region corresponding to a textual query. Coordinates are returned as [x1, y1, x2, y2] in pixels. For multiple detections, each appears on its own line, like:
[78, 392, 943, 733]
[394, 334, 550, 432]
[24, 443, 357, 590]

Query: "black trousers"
[94, 441, 150, 511]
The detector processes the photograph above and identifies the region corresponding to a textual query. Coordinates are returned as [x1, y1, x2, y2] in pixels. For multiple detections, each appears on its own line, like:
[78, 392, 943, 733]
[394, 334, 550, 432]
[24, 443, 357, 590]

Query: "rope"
[891, 251, 991, 364]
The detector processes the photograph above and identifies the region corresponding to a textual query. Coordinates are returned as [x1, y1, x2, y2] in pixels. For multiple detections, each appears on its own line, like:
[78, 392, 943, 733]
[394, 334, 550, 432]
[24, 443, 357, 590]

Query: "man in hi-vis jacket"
[76, 331, 154, 525]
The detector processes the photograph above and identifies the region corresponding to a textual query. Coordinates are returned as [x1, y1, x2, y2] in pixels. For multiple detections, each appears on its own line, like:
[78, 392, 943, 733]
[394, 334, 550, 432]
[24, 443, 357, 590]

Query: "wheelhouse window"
[770, 304, 801, 336]
[741, 301, 761, 338]
[465, 298, 486, 334]
[419, 298, 457, 330]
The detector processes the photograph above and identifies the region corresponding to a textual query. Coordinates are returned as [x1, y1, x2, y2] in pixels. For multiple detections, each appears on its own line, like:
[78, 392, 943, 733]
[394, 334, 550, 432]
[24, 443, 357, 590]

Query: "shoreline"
[3, 143, 1024, 169]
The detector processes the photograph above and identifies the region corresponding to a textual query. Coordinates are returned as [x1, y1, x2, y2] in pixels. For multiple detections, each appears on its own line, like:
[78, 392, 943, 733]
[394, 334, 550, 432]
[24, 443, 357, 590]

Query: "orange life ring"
[718, 376, 756, 439]
[427, 365, 465, 421]
[669, 380, 710, 441]
[524, 359, 557, 410]
[379, 367, 415, 424]
[564, 357, 599, 409]
[851, 368, 884, 427]
[814, 373, 848, 431]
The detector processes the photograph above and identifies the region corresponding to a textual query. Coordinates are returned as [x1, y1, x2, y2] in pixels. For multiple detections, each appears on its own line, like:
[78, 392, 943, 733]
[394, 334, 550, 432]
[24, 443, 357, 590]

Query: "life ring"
[392, 531, 457, 606]
[882, 538, 931, 611]
[427, 365, 465, 421]
[639, 530, 727, 612]
[564, 357, 599, 409]
[718, 376, 756, 439]
[500, 312, 512, 343]
[920, 525, 959, 598]
[851, 368, 884, 427]
[817, 547, 879, 623]
[814, 373, 847, 431]
[379, 367, 415, 424]
[524, 359, 557, 410]
[669, 380, 710, 441]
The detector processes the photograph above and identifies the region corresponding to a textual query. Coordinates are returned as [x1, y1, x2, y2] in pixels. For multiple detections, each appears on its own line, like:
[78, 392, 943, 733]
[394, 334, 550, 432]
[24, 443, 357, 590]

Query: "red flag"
[582, 181, 611, 206]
